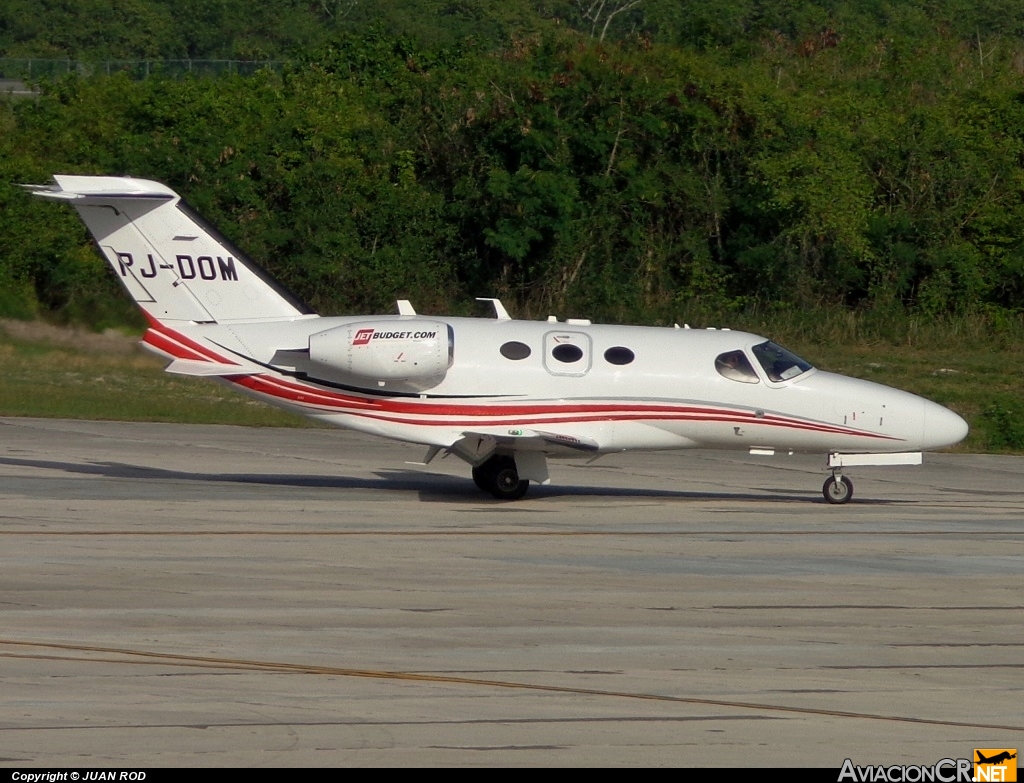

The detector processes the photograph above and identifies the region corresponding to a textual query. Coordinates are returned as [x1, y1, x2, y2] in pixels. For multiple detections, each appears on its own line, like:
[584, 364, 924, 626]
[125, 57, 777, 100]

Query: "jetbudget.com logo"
[352, 328, 375, 346]
[351, 329, 438, 346]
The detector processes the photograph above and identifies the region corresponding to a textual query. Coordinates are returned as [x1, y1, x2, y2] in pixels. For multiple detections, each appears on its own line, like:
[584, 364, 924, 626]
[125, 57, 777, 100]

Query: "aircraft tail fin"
[28, 175, 314, 324]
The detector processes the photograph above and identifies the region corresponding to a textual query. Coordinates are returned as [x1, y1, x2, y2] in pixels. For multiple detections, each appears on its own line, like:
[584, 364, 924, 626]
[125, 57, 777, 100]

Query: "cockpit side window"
[751, 341, 813, 382]
[715, 350, 760, 384]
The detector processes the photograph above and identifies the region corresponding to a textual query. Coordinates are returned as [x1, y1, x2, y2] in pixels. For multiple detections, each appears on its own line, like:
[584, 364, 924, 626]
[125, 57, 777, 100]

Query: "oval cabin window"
[551, 344, 584, 363]
[604, 346, 635, 365]
[499, 341, 531, 360]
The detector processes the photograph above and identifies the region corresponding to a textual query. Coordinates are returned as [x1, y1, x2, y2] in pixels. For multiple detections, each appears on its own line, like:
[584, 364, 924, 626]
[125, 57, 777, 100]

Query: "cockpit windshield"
[751, 341, 813, 382]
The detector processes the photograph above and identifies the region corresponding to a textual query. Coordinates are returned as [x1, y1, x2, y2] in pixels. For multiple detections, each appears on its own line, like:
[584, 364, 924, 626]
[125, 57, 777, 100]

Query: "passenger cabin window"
[751, 341, 813, 382]
[543, 331, 591, 376]
[552, 344, 584, 363]
[715, 350, 759, 384]
[604, 346, 635, 365]
[500, 341, 531, 360]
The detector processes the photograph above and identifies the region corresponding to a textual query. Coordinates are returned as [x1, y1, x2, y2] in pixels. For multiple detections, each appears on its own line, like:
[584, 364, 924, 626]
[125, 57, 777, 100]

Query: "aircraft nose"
[922, 401, 969, 450]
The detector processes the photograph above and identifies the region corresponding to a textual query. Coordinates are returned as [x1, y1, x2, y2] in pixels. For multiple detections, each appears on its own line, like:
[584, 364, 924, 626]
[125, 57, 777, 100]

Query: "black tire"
[471, 462, 493, 492]
[491, 465, 529, 500]
[823, 475, 853, 504]
[473, 455, 529, 500]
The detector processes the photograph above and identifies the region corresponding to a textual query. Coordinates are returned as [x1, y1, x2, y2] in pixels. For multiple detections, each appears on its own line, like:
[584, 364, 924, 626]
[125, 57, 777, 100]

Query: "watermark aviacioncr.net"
[838, 750, 1017, 783]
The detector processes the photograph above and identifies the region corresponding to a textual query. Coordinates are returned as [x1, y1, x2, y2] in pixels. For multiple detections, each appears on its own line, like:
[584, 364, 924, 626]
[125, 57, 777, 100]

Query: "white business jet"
[28, 175, 968, 503]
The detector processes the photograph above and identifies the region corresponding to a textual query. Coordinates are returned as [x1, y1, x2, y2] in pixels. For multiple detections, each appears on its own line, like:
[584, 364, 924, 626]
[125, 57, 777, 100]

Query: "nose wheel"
[823, 474, 853, 504]
[472, 454, 530, 500]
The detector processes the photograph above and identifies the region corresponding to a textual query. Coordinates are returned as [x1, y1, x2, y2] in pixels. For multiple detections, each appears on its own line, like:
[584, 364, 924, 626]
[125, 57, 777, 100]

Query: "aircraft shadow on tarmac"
[0, 456, 902, 505]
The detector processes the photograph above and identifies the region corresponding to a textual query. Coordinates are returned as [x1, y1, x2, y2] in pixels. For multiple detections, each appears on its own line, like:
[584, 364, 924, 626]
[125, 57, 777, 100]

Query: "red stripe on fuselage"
[142, 328, 209, 362]
[228, 374, 900, 442]
[143, 315, 238, 365]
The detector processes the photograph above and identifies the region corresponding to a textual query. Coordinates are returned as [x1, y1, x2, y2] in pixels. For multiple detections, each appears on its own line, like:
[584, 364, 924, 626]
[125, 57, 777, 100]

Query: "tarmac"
[1, 416, 1021, 767]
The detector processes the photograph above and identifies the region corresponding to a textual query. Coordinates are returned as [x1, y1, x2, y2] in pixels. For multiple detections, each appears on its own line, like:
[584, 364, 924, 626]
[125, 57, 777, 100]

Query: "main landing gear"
[472, 454, 530, 500]
[823, 472, 854, 505]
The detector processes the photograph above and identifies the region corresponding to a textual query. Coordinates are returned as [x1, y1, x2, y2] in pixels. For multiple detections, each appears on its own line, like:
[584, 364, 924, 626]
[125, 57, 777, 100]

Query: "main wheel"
[471, 462, 493, 492]
[823, 475, 853, 505]
[473, 455, 529, 500]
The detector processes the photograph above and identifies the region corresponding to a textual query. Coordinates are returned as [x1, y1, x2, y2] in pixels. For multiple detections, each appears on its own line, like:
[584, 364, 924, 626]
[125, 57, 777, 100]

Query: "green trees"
[2, 6, 1024, 327]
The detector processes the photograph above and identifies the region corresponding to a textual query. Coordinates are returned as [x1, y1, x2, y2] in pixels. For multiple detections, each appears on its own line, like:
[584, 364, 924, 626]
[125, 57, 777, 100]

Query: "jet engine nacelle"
[308, 321, 452, 381]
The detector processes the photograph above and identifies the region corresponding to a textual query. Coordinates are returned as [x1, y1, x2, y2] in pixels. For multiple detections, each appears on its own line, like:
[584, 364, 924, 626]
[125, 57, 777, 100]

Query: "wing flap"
[531, 429, 600, 452]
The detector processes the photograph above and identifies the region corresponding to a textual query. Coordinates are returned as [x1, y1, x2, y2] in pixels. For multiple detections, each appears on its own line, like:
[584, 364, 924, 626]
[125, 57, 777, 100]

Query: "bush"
[980, 402, 1024, 452]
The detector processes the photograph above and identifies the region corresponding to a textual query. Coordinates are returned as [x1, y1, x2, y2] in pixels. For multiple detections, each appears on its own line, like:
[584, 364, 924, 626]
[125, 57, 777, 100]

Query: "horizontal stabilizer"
[28, 175, 313, 324]
[24, 177, 176, 200]
[164, 359, 258, 377]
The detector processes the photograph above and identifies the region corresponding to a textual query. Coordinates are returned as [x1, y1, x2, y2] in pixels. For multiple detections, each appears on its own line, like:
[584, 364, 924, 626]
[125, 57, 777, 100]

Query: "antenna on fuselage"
[475, 298, 511, 320]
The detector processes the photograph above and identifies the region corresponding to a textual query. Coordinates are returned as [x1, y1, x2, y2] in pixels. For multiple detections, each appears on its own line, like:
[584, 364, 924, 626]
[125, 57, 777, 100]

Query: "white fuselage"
[144, 314, 968, 458]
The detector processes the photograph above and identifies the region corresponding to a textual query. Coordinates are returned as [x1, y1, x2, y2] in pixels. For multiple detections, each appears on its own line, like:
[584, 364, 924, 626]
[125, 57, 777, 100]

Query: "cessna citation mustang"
[29, 175, 969, 503]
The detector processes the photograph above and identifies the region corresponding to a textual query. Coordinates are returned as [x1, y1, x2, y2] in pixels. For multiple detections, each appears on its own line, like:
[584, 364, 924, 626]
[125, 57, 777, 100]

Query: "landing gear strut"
[472, 454, 530, 500]
[823, 473, 853, 505]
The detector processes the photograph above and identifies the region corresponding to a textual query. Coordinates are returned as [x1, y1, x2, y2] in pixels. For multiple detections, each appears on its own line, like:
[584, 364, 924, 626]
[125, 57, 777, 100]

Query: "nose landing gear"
[823, 473, 853, 504]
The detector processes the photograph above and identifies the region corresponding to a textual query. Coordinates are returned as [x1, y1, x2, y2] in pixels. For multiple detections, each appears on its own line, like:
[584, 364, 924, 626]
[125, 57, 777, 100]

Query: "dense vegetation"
[5, 1, 1024, 60]
[2, 4, 1024, 453]
[4, 1, 1024, 329]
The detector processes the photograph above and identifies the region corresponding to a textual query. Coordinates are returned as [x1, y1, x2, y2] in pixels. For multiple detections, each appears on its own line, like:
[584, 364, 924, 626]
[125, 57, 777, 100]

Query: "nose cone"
[922, 401, 969, 450]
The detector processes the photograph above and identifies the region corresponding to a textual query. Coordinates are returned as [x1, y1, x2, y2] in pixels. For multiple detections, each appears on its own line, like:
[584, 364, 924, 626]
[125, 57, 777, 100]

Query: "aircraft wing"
[428, 428, 600, 486]
[448, 428, 600, 462]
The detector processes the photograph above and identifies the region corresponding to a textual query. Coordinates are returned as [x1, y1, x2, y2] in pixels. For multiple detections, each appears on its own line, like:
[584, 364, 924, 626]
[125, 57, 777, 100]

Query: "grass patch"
[0, 325, 317, 427]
